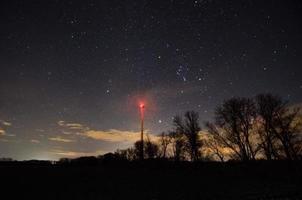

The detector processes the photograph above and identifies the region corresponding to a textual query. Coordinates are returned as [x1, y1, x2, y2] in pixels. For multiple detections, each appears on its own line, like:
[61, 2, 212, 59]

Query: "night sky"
[1, 0, 302, 160]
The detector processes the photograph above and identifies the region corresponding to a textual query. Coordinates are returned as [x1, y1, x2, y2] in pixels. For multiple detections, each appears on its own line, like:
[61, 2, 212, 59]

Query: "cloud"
[0, 130, 16, 142]
[57, 120, 65, 126]
[5, 133, 15, 137]
[0, 120, 12, 137]
[62, 130, 73, 135]
[30, 139, 40, 143]
[84, 129, 144, 143]
[49, 137, 75, 143]
[0, 129, 5, 136]
[57, 120, 158, 143]
[57, 121, 88, 130]
[66, 123, 86, 130]
[0, 120, 12, 126]
[50, 149, 105, 158]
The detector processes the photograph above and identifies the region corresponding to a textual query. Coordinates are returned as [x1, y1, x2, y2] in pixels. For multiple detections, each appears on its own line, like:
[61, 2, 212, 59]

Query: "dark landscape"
[1, 160, 302, 200]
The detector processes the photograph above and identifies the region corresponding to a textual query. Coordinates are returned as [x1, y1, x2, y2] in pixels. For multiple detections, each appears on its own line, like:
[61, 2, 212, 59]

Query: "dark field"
[1, 161, 302, 200]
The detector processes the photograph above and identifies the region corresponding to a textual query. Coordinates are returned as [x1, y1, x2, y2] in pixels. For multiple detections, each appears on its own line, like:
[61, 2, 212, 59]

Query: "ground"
[0, 161, 301, 200]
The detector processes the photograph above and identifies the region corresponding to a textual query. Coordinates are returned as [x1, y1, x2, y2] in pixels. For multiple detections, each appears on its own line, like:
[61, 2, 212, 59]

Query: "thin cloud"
[66, 123, 86, 130]
[0, 129, 5, 136]
[30, 139, 40, 143]
[49, 137, 75, 143]
[5, 133, 15, 137]
[0, 120, 12, 137]
[0, 120, 12, 126]
[57, 121, 88, 130]
[84, 129, 144, 143]
[50, 149, 106, 158]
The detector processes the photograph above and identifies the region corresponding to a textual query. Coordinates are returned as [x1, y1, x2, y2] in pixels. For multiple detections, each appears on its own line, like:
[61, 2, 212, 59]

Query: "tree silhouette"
[169, 131, 186, 161]
[159, 132, 171, 159]
[133, 138, 160, 160]
[255, 94, 283, 160]
[206, 97, 259, 161]
[204, 134, 225, 162]
[274, 106, 301, 160]
[114, 148, 137, 160]
[145, 135, 159, 159]
[173, 111, 202, 161]
[256, 93, 302, 160]
[134, 140, 144, 159]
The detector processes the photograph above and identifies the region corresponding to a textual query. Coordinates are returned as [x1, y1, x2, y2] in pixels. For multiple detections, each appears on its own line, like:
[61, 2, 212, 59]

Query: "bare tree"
[159, 132, 171, 158]
[256, 93, 302, 160]
[274, 106, 302, 160]
[169, 131, 186, 161]
[204, 134, 225, 162]
[173, 111, 202, 161]
[206, 97, 259, 161]
[255, 94, 283, 160]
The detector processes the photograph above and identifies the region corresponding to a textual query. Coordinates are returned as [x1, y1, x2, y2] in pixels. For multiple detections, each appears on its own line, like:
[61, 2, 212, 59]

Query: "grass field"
[0, 161, 301, 200]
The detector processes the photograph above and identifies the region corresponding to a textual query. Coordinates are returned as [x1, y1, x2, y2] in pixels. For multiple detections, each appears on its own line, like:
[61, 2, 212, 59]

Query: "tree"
[206, 97, 259, 161]
[274, 106, 302, 160]
[204, 134, 225, 162]
[144, 136, 159, 159]
[169, 131, 186, 161]
[159, 132, 171, 158]
[134, 140, 144, 160]
[133, 138, 160, 160]
[256, 93, 302, 160]
[173, 111, 202, 161]
[255, 94, 283, 160]
[114, 148, 136, 161]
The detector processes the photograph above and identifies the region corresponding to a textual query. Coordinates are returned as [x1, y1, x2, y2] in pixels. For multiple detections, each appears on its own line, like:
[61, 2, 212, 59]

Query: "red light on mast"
[139, 102, 145, 160]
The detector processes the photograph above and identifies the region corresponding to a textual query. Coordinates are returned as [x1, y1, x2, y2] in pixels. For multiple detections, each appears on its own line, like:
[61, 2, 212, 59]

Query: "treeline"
[104, 93, 302, 162]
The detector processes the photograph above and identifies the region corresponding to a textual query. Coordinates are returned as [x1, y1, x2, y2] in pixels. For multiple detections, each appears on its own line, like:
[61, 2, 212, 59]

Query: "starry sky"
[1, 0, 302, 160]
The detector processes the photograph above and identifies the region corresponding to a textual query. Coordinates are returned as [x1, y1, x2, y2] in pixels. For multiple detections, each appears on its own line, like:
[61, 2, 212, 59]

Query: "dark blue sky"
[0, 0, 302, 160]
